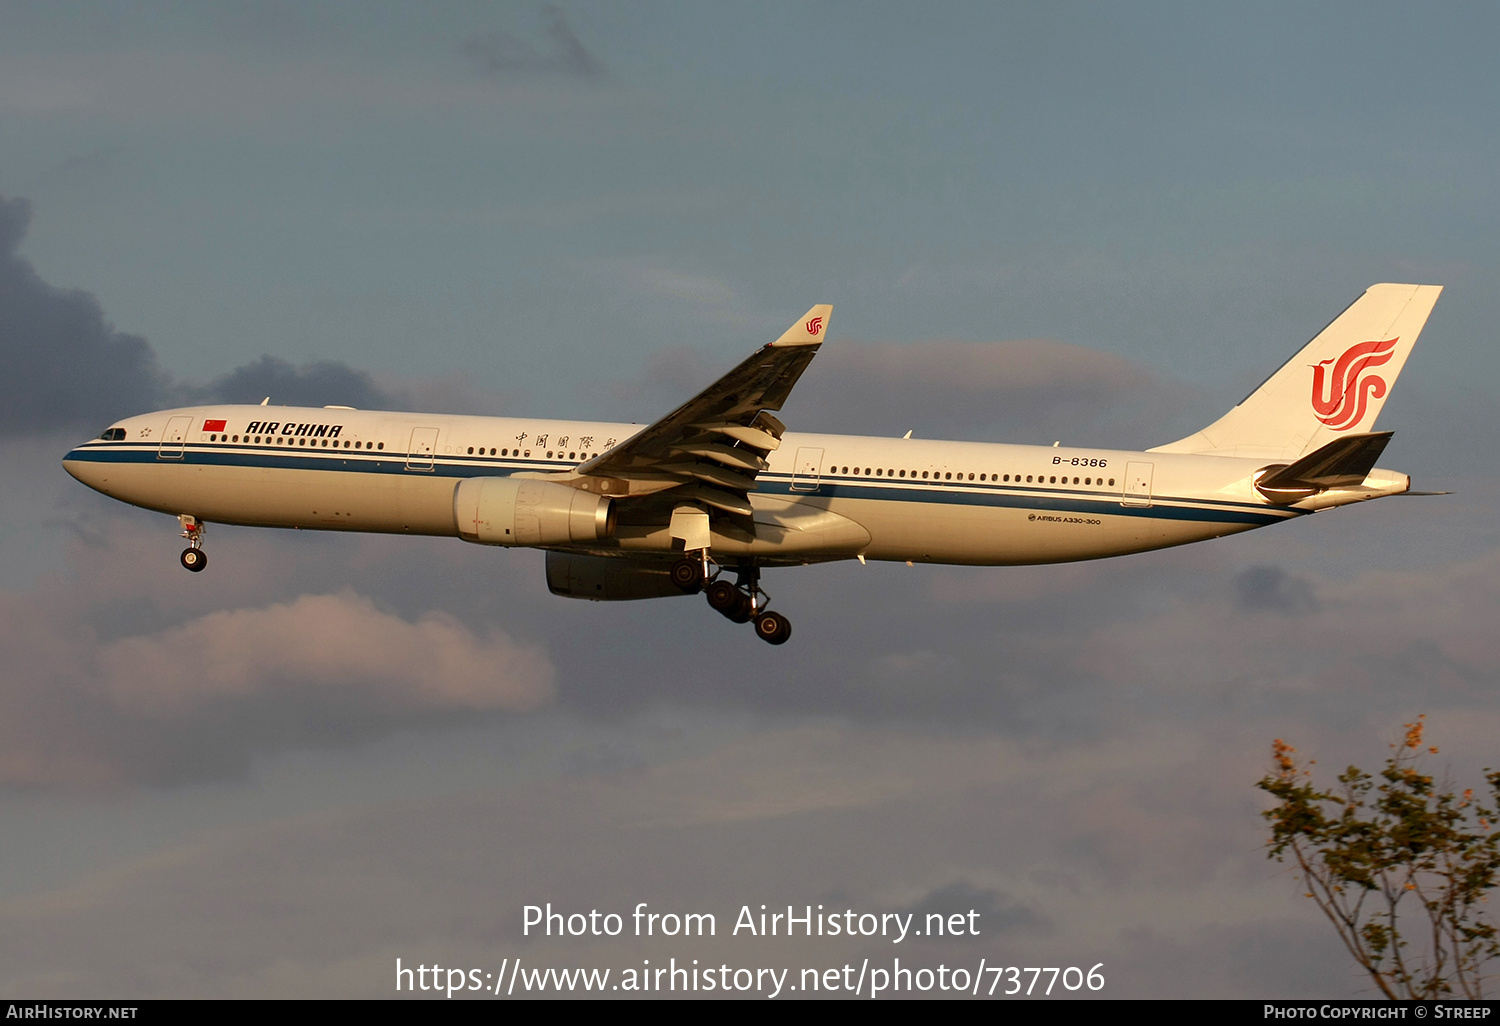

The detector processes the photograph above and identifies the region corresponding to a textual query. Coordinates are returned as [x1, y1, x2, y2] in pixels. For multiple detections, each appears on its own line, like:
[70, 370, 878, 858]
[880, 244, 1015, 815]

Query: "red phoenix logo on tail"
[805, 317, 823, 336]
[1311, 338, 1398, 431]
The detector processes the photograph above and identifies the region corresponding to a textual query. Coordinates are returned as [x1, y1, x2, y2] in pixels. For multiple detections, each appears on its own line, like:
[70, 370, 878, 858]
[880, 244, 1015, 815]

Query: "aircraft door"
[1122, 461, 1154, 507]
[405, 427, 439, 472]
[790, 446, 824, 492]
[157, 415, 193, 460]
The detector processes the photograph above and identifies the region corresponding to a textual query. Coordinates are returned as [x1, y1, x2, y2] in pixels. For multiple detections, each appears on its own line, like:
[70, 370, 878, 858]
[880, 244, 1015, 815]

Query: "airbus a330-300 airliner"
[64, 284, 1441, 645]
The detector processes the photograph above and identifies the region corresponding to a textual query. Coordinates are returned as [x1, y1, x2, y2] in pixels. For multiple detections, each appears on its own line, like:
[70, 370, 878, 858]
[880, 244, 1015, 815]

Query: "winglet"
[771, 305, 832, 347]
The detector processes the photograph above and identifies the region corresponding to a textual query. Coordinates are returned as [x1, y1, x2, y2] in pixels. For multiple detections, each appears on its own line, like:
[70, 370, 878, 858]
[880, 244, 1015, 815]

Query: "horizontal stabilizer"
[1255, 431, 1392, 502]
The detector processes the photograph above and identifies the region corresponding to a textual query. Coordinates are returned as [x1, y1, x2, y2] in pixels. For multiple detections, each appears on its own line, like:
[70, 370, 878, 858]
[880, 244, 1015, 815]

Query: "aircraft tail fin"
[1150, 283, 1442, 460]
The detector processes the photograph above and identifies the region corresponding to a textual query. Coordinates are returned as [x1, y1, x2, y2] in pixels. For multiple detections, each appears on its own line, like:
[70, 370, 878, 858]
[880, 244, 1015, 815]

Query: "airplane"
[62, 283, 1442, 645]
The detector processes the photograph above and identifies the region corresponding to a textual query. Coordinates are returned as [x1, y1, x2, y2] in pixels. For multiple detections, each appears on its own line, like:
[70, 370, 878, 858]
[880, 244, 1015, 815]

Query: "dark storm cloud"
[459, 5, 604, 80]
[0, 196, 166, 435]
[0, 193, 445, 434]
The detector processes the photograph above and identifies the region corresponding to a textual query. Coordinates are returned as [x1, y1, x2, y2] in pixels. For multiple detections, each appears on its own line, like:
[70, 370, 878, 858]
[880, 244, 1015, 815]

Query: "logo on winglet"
[1311, 338, 1398, 431]
[805, 317, 823, 336]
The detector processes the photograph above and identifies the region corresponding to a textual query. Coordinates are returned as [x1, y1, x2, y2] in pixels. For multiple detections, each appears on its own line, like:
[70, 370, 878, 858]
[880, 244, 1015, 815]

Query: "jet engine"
[545, 551, 690, 601]
[454, 477, 615, 546]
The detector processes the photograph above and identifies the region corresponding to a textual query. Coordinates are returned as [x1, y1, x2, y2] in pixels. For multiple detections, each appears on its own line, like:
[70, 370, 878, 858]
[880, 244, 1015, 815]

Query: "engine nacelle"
[545, 551, 690, 601]
[454, 477, 615, 546]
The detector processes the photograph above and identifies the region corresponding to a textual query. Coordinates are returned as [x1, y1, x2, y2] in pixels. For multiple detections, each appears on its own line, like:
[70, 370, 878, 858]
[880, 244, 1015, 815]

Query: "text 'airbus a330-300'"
[64, 284, 1442, 645]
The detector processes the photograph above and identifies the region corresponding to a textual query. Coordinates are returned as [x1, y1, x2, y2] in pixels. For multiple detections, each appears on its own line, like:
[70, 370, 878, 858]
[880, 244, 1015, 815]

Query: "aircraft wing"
[566, 305, 831, 515]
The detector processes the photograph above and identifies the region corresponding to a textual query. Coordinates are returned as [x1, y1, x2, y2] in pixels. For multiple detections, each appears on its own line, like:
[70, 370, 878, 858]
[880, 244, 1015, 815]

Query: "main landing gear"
[669, 557, 792, 645]
[178, 514, 207, 573]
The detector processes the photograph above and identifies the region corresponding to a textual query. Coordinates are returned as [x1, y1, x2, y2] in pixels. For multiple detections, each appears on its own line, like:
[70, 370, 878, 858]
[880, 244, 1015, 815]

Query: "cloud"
[192, 355, 400, 411]
[901, 882, 1052, 937]
[459, 6, 604, 80]
[589, 334, 1209, 447]
[0, 194, 516, 435]
[1233, 565, 1317, 614]
[0, 587, 553, 787]
[792, 337, 1203, 446]
[0, 720, 1364, 998]
[102, 591, 552, 715]
[0, 195, 166, 435]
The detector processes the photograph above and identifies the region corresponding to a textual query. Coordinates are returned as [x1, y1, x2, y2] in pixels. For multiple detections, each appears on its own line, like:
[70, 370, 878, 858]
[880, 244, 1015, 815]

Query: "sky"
[2, 0, 1499, 999]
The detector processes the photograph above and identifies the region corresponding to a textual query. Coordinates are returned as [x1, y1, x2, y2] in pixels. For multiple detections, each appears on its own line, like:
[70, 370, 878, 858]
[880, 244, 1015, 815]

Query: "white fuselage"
[62, 405, 1409, 567]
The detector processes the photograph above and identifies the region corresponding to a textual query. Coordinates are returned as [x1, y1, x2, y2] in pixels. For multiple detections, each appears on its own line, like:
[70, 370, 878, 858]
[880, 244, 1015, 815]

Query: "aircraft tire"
[728, 592, 754, 623]
[180, 547, 207, 573]
[706, 579, 740, 614]
[755, 611, 791, 645]
[669, 558, 704, 593]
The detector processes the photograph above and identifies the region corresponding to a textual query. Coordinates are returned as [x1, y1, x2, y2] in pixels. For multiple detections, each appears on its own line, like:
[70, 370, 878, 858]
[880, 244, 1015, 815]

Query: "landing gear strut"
[178, 514, 207, 573]
[669, 555, 707, 594]
[704, 564, 792, 644]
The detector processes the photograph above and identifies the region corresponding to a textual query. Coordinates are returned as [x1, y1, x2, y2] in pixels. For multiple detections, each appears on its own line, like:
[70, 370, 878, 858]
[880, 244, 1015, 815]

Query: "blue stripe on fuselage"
[62, 442, 1299, 527]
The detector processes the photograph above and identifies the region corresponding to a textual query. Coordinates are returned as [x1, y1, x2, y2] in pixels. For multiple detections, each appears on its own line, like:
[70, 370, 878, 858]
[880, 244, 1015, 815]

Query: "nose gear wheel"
[177, 515, 207, 573]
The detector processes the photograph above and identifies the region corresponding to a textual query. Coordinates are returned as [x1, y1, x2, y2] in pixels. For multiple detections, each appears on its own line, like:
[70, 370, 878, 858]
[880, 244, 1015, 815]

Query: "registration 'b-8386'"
[63, 284, 1442, 645]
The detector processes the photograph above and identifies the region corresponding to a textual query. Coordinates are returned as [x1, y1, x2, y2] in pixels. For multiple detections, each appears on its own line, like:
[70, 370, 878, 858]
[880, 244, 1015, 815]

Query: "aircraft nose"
[62, 446, 108, 492]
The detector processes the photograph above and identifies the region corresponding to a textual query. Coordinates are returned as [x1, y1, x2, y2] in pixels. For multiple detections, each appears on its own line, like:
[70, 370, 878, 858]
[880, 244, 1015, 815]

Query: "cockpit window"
[98, 427, 126, 441]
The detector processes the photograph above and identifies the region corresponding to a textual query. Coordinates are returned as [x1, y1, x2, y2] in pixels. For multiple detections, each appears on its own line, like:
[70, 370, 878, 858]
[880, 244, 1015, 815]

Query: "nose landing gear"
[178, 514, 207, 573]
